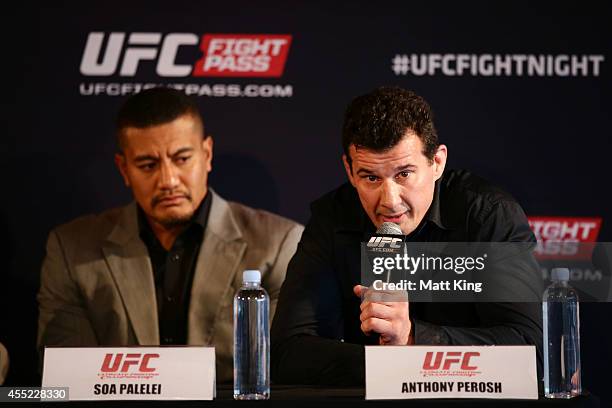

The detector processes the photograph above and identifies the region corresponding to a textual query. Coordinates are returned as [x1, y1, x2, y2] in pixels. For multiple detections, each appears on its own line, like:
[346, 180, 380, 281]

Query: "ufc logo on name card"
[100, 353, 159, 373]
[422, 351, 479, 371]
[80, 32, 292, 77]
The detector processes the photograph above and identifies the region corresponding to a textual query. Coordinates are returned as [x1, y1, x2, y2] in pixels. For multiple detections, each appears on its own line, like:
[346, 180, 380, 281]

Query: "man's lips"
[155, 195, 188, 206]
[380, 212, 407, 223]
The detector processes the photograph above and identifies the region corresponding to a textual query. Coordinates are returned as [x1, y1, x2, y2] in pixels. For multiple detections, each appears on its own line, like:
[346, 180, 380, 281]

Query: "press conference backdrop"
[3, 1, 611, 402]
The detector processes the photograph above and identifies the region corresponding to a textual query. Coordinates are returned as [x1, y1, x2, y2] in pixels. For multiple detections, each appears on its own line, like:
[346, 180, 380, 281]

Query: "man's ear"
[202, 136, 213, 172]
[114, 153, 130, 187]
[432, 144, 448, 181]
[342, 154, 356, 187]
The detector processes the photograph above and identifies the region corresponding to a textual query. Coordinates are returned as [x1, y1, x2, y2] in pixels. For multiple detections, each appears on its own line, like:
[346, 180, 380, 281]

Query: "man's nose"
[380, 179, 402, 210]
[158, 161, 179, 190]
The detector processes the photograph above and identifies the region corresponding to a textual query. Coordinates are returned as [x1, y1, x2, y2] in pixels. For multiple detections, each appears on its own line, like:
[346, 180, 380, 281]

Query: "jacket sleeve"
[271, 205, 365, 385]
[37, 230, 99, 356]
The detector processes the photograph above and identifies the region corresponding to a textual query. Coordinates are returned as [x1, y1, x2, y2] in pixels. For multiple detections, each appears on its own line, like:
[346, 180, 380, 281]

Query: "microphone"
[376, 222, 403, 283]
[377, 222, 403, 235]
[362, 222, 404, 344]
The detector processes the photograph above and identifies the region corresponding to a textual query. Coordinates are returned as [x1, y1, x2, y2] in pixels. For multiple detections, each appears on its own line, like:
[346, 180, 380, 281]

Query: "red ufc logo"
[422, 351, 479, 370]
[100, 353, 159, 373]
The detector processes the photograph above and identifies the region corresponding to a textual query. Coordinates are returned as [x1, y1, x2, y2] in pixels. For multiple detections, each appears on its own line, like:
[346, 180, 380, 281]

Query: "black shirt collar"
[191, 191, 212, 230]
[424, 176, 449, 231]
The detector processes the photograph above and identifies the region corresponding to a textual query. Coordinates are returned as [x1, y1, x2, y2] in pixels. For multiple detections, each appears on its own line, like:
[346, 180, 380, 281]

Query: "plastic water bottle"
[543, 268, 581, 398]
[233, 270, 270, 400]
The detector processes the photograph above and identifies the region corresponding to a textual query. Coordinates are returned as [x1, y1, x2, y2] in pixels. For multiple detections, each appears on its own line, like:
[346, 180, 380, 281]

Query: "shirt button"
[171, 253, 180, 262]
[166, 296, 174, 303]
[163, 337, 173, 344]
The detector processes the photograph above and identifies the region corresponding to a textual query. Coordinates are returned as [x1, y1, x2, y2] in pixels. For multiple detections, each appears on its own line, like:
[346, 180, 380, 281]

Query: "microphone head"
[376, 222, 402, 235]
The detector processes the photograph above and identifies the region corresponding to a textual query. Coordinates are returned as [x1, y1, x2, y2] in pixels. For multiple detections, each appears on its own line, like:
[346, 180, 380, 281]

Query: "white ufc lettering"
[80, 32, 197, 77]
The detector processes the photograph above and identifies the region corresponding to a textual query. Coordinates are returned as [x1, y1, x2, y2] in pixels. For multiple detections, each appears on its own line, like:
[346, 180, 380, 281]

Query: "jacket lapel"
[102, 203, 159, 345]
[188, 190, 246, 345]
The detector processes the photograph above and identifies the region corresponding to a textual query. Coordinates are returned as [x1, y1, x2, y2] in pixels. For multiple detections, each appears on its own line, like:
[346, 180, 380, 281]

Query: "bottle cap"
[551, 268, 570, 282]
[242, 270, 261, 283]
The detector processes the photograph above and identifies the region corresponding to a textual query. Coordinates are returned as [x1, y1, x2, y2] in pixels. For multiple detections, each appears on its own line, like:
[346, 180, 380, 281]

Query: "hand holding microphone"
[355, 222, 414, 345]
[353, 284, 413, 345]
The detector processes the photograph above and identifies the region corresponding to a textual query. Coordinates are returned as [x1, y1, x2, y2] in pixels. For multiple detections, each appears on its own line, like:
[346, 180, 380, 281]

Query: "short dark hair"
[115, 87, 204, 151]
[342, 86, 439, 164]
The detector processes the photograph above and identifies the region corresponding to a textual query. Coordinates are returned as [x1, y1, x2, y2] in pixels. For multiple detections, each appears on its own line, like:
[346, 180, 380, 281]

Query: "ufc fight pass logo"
[528, 216, 602, 260]
[80, 32, 292, 77]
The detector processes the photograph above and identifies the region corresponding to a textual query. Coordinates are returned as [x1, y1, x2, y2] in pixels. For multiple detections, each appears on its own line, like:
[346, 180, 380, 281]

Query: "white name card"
[42, 347, 215, 401]
[366, 345, 537, 400]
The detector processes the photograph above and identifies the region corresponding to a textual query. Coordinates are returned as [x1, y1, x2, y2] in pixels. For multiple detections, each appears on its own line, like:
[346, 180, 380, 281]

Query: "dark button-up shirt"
[139, 192, 212, 345]
[271, 169, 543, 385]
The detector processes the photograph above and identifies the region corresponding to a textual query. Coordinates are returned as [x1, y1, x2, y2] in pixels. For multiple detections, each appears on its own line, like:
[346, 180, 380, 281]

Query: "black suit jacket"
[271, 169, 543, 385]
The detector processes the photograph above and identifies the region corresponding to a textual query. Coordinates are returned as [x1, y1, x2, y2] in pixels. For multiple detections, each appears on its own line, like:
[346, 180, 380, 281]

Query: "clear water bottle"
[543, 268, 581, 398]
[233, 270, 270, 400]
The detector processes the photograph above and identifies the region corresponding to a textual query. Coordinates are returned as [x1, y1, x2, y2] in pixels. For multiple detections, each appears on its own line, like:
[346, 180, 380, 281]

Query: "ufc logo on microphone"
[367, 236, 402, 249]
[100, 353, 159, 373]
[422, 351, 479, 371]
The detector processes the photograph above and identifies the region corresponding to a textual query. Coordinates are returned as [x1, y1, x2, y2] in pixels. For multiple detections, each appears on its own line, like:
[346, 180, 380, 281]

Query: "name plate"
[366, 345, 537, 400]
[42, 347, 215, 400]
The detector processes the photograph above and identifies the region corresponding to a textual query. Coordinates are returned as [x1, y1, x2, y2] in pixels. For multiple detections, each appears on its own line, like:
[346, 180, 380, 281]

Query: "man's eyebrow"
[133, 147, 194, 162]
[394, 164, 417, 172]
[133, 154, 159, 163]
[171, 147, 194, 157]
[356, 164, 417, 175]
[356, 167, 376, 175]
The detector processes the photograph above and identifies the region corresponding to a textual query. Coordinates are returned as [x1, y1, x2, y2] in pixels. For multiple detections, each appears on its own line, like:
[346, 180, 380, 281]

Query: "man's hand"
[353, 285, 414, 345]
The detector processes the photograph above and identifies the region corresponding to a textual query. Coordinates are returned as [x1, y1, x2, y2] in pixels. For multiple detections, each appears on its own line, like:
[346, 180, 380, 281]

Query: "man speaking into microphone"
[271, 86, 542, 385]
